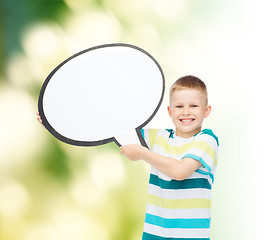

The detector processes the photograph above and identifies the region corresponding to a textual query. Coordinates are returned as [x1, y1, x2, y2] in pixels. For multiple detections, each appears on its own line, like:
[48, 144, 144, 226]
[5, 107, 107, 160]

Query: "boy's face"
[168, 88, 211, 138]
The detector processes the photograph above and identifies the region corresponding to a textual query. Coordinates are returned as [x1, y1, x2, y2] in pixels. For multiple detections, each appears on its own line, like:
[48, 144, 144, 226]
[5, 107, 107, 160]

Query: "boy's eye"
[175, 105, 183, 108]
[191, 105, 198, 108]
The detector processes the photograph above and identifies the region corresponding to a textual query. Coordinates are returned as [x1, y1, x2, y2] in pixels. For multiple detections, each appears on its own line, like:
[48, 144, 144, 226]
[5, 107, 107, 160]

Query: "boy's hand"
[36, 112, 45, 128]
[120, 144, 147, 161]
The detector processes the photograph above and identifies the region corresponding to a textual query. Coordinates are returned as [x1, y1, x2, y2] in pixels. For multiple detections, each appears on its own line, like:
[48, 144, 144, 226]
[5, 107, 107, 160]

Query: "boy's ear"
[204, 105, 212, 118]
[167, 106, 172, 118]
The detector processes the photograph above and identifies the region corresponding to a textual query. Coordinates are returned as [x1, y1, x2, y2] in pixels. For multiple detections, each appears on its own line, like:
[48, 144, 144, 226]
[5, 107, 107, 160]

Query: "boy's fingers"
[120, 147, 128, 156]
[37, 116, 42, 123]
[36, 112, 45, 128]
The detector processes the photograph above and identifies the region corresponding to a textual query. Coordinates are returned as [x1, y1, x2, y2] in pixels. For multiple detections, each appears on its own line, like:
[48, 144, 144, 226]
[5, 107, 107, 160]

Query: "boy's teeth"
[181, 119, 193, 122]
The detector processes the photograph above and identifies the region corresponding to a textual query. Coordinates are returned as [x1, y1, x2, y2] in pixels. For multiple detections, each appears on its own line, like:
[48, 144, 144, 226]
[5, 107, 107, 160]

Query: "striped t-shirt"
[140, 128, 219, 240]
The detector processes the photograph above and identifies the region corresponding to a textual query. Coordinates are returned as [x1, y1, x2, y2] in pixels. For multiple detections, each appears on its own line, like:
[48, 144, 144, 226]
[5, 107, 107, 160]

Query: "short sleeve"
[183, 130, 219, 176]
[141, 129, 159, 150]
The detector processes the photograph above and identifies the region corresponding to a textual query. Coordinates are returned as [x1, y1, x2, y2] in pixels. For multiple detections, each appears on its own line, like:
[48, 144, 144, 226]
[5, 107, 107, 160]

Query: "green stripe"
[149, 174, 211, 190]
[165, 129, 174, 138]
[145, 214, 210, 228]
[141, 129, 145, 139]
[142, 232, 209, 240]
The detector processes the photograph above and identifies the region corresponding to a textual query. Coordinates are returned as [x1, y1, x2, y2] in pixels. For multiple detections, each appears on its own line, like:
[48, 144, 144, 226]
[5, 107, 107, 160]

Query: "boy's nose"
[182, 107, 191, 115]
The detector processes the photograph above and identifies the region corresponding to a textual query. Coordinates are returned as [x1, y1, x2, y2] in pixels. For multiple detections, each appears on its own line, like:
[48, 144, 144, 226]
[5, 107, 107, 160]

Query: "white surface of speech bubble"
[38, 43, 165, 147]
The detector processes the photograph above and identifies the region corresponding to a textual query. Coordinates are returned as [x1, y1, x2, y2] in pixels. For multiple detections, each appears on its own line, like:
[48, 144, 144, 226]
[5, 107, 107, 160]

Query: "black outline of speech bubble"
[38, 43, 165, 147]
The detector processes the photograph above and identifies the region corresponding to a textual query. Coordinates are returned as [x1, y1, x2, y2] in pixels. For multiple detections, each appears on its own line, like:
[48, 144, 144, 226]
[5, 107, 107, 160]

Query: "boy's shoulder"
[195, 129, 219, 146]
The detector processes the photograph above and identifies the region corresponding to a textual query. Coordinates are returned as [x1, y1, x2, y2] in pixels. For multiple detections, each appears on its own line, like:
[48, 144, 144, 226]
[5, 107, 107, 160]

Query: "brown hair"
[170, 75, 208, 104]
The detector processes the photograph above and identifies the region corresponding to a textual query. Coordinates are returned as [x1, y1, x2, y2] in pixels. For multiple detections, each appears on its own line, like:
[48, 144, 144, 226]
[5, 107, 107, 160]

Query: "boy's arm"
[120, 144, 202, 180]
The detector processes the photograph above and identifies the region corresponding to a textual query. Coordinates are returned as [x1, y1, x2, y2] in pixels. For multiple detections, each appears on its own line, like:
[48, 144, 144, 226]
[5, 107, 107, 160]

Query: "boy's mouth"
[180, 118, 195, 123]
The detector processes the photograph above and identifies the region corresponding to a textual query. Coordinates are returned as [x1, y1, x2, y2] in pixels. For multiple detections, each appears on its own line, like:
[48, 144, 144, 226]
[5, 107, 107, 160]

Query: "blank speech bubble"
[38, 43, 165, 147]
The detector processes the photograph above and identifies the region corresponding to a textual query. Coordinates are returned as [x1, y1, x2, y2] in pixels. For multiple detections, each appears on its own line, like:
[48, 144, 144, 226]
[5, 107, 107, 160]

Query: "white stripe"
[148, 184, 212, 199]
[188, 171, 212, 180]
[143, 222, 210, 238]
[145, 204, 211, 219]
[210, 165, 217, 175]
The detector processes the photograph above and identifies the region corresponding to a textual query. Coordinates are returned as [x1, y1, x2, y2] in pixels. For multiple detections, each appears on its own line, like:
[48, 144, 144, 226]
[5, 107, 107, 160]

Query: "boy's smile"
[180, 117, 195, 124]
[168, 88, 211, 138]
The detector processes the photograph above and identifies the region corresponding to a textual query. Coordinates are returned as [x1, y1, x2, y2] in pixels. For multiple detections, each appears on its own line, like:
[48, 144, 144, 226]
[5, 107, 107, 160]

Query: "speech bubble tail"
[115, 129, 144, 147]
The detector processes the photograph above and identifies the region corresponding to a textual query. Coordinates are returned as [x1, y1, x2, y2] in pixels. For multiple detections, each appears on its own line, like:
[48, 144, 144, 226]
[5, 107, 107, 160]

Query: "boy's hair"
[170, 75, 208, 104]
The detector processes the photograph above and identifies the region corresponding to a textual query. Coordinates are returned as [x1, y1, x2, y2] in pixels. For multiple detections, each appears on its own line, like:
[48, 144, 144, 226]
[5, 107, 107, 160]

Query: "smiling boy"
[121, 75, 219, 240]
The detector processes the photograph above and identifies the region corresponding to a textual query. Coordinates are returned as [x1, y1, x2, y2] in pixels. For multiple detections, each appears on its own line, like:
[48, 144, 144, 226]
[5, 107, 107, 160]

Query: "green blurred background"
[1, 0, 280, 239]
